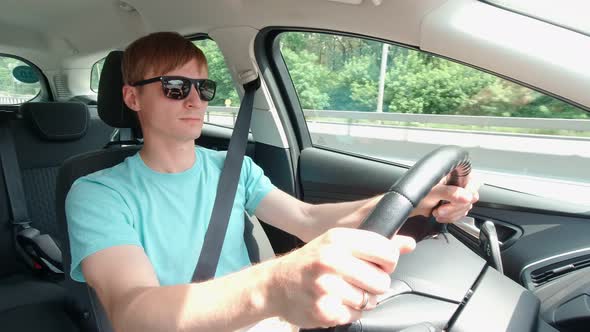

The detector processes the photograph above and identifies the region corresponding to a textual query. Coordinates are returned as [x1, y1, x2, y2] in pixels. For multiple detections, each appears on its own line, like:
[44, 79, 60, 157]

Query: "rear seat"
[13, 102, 115, 242]
[0, 101, 115, 331]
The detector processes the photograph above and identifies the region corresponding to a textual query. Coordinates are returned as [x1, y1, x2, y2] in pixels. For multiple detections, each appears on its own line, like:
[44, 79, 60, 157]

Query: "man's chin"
[187, 129, 202, 142]
[166, 130, 201, 144]
[175, 125, 203, 141]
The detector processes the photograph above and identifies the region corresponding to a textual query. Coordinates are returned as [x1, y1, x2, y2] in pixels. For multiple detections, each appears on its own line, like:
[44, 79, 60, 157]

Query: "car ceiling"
[0, 0, 439, 60]
[1, 0, 589, 110]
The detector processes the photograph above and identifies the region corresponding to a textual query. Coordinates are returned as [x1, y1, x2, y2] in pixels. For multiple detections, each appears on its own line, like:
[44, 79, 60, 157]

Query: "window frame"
[0, 53, 51, 107]
[263, 28, 590, 156]
[90, 57, 106, 93]
[259, 28, 590, 209]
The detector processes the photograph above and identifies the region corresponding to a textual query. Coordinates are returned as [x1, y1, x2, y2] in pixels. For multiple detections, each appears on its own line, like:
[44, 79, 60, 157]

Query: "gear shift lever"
[479, 221, 503, 274]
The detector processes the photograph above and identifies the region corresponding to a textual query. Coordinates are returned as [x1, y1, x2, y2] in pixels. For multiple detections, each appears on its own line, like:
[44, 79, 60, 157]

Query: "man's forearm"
[303, 195, 383, 241]
[303, 190, 434, 241]
[112, 260, 278, 332]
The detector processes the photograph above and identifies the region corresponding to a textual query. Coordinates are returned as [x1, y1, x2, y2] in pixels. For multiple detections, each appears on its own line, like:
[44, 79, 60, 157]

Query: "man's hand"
[268, 228, 415, 328]
[412, 173, 481, 223]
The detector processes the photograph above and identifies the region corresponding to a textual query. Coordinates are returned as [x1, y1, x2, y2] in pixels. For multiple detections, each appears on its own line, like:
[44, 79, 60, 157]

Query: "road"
[208, 114, 590, 206]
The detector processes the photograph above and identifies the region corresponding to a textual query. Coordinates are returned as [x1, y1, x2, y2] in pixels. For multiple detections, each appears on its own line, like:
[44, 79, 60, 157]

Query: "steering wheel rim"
[358, 145, 471, 238]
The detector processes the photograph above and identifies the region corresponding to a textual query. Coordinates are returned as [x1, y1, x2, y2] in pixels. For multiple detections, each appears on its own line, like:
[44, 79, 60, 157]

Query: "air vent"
[530, 254, 590, 287]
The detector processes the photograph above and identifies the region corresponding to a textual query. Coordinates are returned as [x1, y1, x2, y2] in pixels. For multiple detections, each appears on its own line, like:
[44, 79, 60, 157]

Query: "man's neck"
[139, 139, 197, 174]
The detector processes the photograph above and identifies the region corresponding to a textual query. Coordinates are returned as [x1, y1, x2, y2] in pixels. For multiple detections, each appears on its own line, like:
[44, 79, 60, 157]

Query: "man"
[66, 32, 479, 331]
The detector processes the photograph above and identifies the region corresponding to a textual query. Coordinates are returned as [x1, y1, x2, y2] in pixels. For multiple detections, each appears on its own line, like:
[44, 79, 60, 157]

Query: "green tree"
[193, 39, 240, 107]
[281, 47, 332, 109]
[277, 32, 589, 121]
[385, 51, 495, 114]
[332, 55, 379, 111]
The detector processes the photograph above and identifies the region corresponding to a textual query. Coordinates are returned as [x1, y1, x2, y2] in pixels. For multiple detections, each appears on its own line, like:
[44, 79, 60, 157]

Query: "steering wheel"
[304, 145, 542, 332]
[303, 146, 473, 332]
[358, 145, 471, 238]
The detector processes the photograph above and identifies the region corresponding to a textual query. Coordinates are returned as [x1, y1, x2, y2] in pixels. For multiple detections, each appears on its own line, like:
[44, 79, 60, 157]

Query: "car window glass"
[0, 55, 41, 105]
[193, 39, 241, 129]
[279, 31, 590, 206]
[90, 57, 106, 93]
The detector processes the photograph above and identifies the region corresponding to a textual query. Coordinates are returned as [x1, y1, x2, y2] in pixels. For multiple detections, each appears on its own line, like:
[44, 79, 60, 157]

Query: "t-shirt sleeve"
[65, 178, 142, 282]
[242, 156, 276, 215]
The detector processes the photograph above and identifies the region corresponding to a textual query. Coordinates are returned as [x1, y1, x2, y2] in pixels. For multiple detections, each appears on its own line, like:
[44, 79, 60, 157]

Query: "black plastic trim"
[255, 28, 308, 150]
[300, 147, 590, 218]
[255, 28, 306, 199]
[253, 142, 301, 254]
[521, 248, 590, 290]
[449, 215, 523, 251]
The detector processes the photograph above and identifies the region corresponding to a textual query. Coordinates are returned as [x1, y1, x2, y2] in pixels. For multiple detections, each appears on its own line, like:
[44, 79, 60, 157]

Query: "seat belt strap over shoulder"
[0, 121, 31, 228]
[0, 121, 63, 274]
[192, 77, 261, 282]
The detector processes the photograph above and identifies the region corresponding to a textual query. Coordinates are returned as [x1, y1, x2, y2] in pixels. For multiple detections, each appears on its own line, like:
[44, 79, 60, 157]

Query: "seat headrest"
[20, 102, 89, 141]
[97, 50, 140, 129]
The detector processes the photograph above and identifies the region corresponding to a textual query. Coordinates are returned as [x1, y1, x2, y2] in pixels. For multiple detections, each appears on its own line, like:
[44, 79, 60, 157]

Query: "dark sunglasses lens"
[162, 78, 190, 100]
[198, 80, 216, 101]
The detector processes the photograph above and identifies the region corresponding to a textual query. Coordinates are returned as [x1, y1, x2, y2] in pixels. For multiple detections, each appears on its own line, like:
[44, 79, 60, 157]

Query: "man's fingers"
[436, 173, 481, 204]
[316, 295, 363, 327]
[445, 186, 475, 204]
[332, 255, 392, 294]
[464, 173, 482, 201]
[318, 232, 416, 293]
[335, 229, 403, 270]
[343, 230, 415, 273]
[390, 235, 416, 255]
[434, 211, 469, 223]
[316, 274, 378, 311]
[434, 202, 473, 217]
[431, 178, 479, 223]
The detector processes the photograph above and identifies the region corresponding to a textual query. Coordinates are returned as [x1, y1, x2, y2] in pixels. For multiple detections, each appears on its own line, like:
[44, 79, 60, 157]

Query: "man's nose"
[184, 84, 206, 108]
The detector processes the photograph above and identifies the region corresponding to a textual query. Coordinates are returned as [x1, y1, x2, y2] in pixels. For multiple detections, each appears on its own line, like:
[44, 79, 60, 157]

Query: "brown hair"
[122, 32, 207, 85]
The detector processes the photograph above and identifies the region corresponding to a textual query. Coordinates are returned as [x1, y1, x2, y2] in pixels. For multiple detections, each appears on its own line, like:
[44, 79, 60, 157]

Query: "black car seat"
[0, 101, 115, 332]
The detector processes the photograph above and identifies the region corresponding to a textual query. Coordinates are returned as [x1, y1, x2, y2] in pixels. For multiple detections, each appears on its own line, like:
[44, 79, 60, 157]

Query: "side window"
[90, 57, 106, 93]
[193, 39, 241, 128]
[0, 55, 41, 105]
[278, 32, 590, 205]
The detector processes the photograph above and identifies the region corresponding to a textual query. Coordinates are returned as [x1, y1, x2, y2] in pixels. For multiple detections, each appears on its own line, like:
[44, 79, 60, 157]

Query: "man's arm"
[83, 245, 275, 332]
[83, 229, 415, 331]
[255, 175, 479, 242]
[253, 190, 380, 242]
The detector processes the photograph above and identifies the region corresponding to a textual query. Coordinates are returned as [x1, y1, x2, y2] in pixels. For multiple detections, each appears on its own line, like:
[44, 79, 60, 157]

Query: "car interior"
[0, 0, 589, 331]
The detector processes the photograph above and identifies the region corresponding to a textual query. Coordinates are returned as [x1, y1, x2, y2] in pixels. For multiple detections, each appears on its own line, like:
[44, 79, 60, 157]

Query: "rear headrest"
[20, 102, 89, 141]
[97, 50, 140, 129]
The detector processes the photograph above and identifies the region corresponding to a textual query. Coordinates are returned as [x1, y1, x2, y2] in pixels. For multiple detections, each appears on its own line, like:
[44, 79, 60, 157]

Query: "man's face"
[127, 59, 209, 144]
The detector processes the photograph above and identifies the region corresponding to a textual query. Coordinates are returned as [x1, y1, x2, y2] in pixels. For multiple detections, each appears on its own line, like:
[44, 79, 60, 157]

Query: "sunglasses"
[131, 76, 217, 102]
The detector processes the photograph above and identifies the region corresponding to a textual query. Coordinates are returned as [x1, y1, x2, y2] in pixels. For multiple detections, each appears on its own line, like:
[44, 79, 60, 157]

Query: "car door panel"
[298, 146, 590, 295]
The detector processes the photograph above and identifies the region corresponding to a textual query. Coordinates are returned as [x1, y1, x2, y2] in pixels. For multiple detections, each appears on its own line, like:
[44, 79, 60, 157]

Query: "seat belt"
[0, 121, 63, 275]
[244, 213, 276, 263]
[192, 77, 261, 282]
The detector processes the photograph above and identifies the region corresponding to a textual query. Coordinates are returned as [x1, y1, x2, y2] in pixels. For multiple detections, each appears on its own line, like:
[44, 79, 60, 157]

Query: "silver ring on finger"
[359, 290, 369, 310]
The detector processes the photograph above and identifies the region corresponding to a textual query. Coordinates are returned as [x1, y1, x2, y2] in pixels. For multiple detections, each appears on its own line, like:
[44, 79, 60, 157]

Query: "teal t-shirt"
[66, 146, 275, 285]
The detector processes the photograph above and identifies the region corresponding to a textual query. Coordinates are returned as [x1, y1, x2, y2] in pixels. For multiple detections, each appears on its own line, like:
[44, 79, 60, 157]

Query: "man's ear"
[122, 85, 141, 112]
